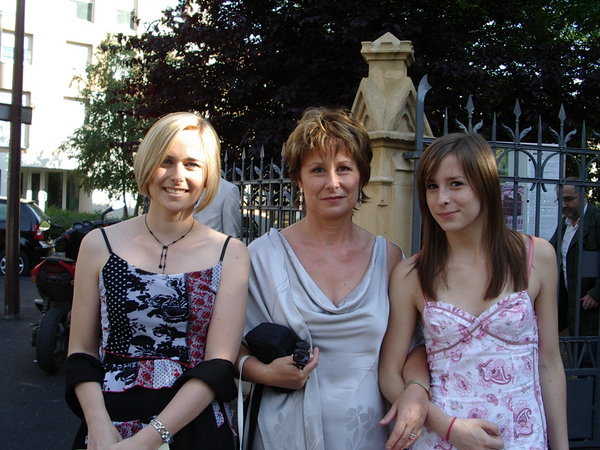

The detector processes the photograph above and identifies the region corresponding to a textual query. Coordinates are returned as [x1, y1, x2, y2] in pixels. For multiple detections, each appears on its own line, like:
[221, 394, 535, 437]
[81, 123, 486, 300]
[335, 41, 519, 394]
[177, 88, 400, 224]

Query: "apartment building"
[0, 0, 175, 212]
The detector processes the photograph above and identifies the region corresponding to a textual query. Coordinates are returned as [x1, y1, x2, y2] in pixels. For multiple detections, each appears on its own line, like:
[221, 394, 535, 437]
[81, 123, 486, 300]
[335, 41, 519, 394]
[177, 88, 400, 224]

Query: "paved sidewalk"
[0, 277, 79, 450]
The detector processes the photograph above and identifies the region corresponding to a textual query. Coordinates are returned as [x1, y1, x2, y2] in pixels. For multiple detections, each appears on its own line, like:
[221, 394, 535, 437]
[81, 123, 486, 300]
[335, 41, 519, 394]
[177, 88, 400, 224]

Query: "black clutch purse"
[241, 323, 311, 448]
[245, 322, 300, 364]
[245, 322, 311, 371]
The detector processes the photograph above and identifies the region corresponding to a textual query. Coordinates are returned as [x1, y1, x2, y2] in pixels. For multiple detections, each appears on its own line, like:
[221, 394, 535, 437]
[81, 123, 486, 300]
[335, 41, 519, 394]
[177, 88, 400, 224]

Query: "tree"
[70, 0, 600, 173]
[61, 37, 151, 213]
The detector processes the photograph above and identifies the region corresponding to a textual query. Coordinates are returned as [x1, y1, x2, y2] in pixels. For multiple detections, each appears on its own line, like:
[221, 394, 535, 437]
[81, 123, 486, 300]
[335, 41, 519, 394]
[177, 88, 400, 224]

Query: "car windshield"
[26, 201, 51, 222]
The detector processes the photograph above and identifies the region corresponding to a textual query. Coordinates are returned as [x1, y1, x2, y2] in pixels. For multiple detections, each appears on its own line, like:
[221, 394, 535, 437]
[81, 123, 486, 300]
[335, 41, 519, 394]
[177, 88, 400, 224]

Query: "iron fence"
[412, 75, 600, 447]
[222, 147, 302, 246]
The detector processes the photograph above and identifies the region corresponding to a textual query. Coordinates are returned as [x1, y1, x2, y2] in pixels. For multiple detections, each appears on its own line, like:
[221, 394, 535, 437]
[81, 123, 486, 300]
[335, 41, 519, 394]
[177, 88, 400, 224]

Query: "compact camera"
[292, 340, 310, 370]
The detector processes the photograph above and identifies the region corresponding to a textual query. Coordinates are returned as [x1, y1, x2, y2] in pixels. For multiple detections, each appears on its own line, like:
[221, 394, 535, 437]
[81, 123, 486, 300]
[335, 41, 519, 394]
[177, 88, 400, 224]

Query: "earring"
[298, 187, 304, 209]
[358, 190, 364, 204]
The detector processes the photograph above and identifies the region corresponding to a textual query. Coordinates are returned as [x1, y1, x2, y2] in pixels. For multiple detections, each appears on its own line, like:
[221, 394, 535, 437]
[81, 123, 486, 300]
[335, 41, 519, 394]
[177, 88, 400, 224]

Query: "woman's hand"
[449, 418, 504, 450]
[110, 437, 162, 450]
[379, 383, 428, 449]
[109, 420, 166, 450]
[265, 346, 320, 390]
[85, 419, 123, 450]
[110, 439, 146, 450]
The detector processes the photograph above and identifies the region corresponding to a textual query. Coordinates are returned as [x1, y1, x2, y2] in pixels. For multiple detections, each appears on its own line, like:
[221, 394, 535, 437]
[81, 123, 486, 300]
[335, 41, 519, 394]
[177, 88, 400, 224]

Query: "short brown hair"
[284, 107, 372, 196]
[133, 112, 221, 212]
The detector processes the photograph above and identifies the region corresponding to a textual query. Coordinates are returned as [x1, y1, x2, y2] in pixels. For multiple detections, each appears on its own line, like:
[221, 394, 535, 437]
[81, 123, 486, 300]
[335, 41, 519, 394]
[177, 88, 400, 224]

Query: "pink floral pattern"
[413, 291, 548, 449]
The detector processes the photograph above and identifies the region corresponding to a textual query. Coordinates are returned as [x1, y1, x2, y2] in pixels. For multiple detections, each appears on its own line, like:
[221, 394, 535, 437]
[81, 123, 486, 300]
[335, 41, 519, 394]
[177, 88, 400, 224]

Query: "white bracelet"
[150, 418, 173, 444]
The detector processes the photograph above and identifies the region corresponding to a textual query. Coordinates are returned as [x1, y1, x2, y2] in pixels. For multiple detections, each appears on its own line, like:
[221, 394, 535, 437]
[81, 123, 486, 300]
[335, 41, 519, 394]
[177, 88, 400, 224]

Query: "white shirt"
[561, 203, 588, 286]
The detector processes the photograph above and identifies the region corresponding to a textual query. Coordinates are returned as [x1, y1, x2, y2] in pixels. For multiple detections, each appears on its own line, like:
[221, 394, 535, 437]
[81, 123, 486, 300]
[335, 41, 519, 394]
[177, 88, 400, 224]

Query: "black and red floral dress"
[69, 231, 236, 449]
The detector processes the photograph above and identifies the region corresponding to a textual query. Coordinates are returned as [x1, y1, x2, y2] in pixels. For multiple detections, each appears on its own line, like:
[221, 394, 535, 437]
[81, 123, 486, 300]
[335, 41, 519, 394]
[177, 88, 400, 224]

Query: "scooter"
[31, 201, 124, 373]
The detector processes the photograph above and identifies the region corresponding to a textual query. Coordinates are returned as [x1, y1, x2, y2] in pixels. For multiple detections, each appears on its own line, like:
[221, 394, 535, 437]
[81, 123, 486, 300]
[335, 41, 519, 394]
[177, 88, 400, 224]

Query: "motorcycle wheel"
[36, 308, 68, 373]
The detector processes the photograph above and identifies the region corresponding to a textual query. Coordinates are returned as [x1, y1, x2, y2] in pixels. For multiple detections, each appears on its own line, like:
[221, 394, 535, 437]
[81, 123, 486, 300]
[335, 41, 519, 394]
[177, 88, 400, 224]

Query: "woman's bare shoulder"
[528, 235, 556, 265]
[527, 236, 557, 281]
[221, 235, 249, 261]
[80, 217, 144, 260]
[391, 254, 420, 286]
[385, 239, 404, 261]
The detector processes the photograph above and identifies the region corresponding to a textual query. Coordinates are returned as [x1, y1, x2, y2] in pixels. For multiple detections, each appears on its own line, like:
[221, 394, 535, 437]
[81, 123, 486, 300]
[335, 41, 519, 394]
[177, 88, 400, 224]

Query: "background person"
[380, 133, 568, 449]
[237, 107, 428, 450]
[66, 112, 249, 449]
[194, 177, 242, 238]
[550, 180, 600, 336]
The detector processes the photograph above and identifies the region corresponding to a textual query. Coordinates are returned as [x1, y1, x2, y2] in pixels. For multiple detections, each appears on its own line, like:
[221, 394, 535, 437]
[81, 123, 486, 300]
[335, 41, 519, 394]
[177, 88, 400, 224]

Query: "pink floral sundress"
[413, 240, 548, 449]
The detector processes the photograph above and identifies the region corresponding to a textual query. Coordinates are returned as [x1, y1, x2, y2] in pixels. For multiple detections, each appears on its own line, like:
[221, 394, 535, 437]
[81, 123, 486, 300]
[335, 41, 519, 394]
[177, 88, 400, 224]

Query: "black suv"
[0, 197, 53, 275]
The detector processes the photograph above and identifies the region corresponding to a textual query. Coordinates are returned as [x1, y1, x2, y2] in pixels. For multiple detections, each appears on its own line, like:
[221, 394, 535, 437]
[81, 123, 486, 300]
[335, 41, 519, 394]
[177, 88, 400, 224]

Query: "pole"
[4, 0, 26, 318]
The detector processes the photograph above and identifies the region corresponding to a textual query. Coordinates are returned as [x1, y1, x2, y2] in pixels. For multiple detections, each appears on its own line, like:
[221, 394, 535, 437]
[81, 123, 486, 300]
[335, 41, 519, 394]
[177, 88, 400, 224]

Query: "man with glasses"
[550, 180, 600, 337]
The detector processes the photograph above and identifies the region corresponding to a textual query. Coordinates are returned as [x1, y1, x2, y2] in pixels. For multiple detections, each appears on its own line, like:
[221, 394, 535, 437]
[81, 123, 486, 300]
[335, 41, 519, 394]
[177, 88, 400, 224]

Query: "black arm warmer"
[173, 358, 237, 402]
[64, 352, 104, 418]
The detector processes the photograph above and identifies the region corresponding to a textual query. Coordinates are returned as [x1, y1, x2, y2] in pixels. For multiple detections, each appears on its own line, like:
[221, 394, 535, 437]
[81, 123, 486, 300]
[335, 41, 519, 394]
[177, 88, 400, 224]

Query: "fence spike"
[241, 149, 247, 181]
[558, 104, 566, 123]
[558, 104, 566, 147]
[415, 75, 432, 151]
[466, 94, 474, 132]
[466, 94, 474, 115]
[443, 107, 449, 135]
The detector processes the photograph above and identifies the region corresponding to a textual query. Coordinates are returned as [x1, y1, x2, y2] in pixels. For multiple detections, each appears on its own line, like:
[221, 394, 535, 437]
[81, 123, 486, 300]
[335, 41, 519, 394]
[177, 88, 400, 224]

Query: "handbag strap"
[237, 354, 252, 450]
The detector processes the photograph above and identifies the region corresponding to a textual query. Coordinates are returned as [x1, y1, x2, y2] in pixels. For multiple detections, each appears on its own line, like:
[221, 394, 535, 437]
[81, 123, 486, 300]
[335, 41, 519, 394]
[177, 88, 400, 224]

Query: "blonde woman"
[66, 112, 249, 449]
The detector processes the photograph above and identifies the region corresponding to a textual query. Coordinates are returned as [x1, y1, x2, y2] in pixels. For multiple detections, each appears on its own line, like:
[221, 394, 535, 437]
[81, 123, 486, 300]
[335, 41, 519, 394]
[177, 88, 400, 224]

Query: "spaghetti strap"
[99, 227, 113, 254]
[526, 235, 535, 277]
[219, 236, 233, 262]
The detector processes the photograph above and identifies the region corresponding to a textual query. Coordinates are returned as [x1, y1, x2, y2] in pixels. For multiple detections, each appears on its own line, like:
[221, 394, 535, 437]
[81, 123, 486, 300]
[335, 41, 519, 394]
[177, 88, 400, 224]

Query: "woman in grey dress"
[238, 107, 429, 450]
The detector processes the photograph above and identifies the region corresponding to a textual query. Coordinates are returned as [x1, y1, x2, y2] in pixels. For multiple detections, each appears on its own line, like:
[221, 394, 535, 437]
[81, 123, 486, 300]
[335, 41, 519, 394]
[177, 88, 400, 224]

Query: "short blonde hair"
[284, 107, 372, 195]
[133, 112, 221, 212]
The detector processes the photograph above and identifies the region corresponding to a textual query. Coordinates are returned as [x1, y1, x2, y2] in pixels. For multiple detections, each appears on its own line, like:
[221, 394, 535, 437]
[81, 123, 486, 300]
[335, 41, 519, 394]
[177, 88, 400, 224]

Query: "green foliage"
[45, 205, 102, 229]
[66, 0, 600, 171]
[61, 36, 151, 203]
[115, 0, 600, 159]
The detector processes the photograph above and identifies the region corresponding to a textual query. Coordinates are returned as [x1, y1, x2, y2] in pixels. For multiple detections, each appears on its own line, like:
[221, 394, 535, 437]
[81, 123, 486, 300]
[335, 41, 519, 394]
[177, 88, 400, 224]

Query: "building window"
[60, 98, 85, 141]
[0, 31, 33, 64]
[116, 0, 136, 30]
[65, 42, 92, 88]
[70, 0, 94, 22]
[31, 172, 41, 204]
[67, 171, 80, 211]
[0, 90, 30, 149]
[47, 172, 64, 209]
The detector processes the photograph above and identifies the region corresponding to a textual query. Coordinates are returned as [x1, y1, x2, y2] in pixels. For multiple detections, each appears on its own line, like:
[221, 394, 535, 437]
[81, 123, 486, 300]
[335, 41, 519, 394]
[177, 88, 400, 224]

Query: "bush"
[45, 206, 102, 231]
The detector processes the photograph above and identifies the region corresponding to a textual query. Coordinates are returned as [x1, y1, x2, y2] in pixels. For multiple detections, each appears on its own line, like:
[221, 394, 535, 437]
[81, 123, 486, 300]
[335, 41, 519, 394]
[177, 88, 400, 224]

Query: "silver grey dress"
[245, 229, 390, 450]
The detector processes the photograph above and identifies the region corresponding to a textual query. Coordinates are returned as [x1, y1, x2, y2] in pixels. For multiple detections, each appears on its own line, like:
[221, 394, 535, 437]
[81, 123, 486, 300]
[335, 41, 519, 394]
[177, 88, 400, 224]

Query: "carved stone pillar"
[352, 32, 432, 253]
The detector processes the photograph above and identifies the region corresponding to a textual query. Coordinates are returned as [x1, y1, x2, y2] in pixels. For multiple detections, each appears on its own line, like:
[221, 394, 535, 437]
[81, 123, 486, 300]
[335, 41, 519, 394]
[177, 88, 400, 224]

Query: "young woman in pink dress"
[379, 133, 568, 449]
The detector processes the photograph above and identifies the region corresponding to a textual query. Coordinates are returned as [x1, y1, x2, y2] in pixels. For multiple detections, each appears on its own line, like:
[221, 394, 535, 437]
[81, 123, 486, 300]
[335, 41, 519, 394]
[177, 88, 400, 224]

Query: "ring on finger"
[409, 432, 417, 439]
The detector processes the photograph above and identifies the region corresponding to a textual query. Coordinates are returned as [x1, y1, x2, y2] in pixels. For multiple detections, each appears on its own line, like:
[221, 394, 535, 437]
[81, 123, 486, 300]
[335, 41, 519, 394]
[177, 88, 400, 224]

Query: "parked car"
[0, 197, 54, 275]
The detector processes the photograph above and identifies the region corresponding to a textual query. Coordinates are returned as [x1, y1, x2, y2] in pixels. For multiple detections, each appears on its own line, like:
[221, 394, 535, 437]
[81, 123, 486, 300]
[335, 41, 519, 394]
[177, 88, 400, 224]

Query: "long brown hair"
[415, 133, 527, 300]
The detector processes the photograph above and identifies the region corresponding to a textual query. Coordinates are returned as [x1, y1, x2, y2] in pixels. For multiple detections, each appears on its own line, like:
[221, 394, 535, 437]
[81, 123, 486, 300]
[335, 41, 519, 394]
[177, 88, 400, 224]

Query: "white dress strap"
[237, 354, 252, 450]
